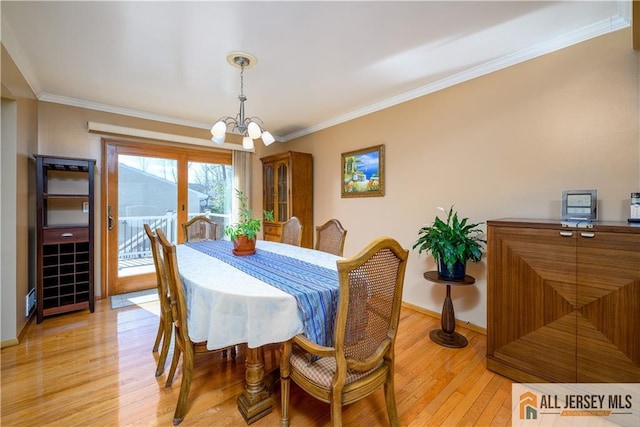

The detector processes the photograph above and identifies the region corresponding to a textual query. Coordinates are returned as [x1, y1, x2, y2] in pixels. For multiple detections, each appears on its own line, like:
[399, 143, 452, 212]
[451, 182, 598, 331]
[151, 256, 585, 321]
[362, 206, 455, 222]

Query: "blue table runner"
[185, 240, 339, 347]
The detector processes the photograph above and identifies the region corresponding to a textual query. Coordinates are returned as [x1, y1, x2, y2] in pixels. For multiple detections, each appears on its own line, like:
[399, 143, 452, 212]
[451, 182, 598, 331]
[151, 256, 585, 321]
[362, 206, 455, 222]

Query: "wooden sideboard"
[486, 219, 640, 383]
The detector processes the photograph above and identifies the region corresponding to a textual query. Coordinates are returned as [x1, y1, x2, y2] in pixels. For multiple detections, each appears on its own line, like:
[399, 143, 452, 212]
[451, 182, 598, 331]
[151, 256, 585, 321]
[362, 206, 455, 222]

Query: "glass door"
[117, 154, 178, 278]
[103, 141, 232, 296]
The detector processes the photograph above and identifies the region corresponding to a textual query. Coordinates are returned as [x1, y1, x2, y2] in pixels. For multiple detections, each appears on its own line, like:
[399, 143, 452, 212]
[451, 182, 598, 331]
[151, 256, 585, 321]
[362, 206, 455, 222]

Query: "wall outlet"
[25, 288, 36, 316]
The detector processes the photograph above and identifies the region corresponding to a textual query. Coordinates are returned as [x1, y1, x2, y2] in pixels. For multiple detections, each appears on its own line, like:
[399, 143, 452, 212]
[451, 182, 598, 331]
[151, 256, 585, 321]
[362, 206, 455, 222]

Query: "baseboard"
[1, 310, 36, 349]
[401, 301, 486, 335]
[18, 311, 35, 341]
[1, 338, 20, 349]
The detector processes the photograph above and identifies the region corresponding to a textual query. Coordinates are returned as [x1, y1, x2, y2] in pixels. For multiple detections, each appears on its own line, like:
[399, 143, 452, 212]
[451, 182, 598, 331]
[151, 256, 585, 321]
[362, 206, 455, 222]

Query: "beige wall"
[254, 29, 639, 328]
[2, 28, 638, 341]
[36, 103, 225, 298]
[1, 46, 38, 344]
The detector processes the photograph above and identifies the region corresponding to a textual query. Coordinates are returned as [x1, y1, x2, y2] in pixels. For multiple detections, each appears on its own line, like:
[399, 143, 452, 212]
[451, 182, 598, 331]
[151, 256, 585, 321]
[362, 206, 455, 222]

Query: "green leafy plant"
[413, 206, 486, 273]
[224, 189, 274, 241]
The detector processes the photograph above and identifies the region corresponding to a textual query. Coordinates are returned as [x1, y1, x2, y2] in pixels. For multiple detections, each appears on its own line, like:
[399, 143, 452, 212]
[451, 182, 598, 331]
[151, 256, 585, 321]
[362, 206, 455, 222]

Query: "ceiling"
[1, 1, 632, 142]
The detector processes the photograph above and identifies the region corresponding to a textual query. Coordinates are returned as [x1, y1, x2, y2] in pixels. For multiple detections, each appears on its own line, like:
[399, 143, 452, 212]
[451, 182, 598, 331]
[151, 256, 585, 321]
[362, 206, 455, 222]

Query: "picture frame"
[341, 144, 385, 198]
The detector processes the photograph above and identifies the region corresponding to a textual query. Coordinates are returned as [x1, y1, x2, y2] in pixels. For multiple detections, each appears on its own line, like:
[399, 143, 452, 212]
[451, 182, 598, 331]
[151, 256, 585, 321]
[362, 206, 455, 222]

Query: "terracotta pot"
[232, 235, 256, 256]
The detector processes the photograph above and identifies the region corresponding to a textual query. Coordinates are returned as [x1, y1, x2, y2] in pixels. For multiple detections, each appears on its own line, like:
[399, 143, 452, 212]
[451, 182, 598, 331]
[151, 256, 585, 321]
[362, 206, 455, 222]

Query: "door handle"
[559, 231, 573, 237]
[580, 232, 595, 238]
[108, 205, 114, 231]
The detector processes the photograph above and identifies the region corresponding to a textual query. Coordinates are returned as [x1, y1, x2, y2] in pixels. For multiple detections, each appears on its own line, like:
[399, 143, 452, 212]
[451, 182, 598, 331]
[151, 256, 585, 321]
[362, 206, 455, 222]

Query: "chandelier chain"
[239, 63, 246, 101]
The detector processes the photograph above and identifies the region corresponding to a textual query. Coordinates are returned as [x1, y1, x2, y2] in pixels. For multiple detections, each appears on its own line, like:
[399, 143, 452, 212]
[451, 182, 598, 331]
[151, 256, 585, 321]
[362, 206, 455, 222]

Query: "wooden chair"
[315, 219, 348, 256]
[280, 237, 409, 427]
[281, 216, 303, 247]
[156, 228, 236, 425]
[181, 215, 219, 242]
[143, 224, 172, 377]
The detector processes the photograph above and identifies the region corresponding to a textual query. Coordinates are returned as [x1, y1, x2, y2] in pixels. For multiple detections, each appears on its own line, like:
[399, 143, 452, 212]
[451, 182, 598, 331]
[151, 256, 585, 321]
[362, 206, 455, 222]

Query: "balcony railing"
[118, 211, 231, 263]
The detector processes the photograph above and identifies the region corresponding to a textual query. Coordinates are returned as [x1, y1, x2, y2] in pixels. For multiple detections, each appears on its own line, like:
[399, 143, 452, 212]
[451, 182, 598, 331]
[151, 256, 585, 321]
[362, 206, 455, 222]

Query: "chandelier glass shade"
[210, 53, 275, 149]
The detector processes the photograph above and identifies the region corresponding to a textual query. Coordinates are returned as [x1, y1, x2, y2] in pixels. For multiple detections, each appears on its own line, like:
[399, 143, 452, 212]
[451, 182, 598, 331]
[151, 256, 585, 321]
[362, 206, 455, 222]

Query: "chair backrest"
[156, 228, 189, 343]
[314, 219, 347, 256]
[334, 237, 408, 365]
[143, 224, 170, 311]
[280, 216, 303, 247]
[182, 215, 219, 242]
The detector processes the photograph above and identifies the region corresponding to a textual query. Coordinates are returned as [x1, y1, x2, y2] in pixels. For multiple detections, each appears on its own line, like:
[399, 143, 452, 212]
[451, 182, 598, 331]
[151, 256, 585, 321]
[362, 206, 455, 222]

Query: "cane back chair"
[156, 228, 236, 425]
[280, 236, 409, 426]
[182, 215, 219, 242]
[315, 219, 348, 256]
[143, 224, 173, 377]
[281, 216, 303, 247]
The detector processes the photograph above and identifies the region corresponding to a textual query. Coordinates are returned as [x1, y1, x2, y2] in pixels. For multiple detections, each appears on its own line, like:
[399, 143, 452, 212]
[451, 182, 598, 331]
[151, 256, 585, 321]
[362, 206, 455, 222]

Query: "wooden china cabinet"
[486, 219, 640, 383]
[35, 155, 95, 323]
[261, 151, 313, 248]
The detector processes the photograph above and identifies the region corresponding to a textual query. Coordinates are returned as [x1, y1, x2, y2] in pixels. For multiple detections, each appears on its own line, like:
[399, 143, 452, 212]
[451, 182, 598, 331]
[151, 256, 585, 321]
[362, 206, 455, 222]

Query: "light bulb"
[247, 121, 262, 139]
[211, 121, 227, 138]
[242, 136, 254, 150]
[261, 131, 275, 146]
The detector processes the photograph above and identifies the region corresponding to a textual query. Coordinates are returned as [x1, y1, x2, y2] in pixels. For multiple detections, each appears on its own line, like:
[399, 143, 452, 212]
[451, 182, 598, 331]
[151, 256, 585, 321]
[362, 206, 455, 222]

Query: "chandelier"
[210, 52, 275, 150]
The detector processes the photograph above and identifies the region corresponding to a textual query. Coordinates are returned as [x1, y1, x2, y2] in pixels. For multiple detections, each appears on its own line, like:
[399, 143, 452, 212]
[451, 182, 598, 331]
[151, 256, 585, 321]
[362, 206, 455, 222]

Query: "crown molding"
[281, 13, 631, 142]
[1, 14, 41, 97]
[39, 93, 212, 129]
[5, 5, 631, 144]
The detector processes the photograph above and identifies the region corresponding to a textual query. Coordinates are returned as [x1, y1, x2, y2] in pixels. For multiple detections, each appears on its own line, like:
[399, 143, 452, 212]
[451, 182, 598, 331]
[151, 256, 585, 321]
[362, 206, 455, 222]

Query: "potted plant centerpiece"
[413, 206, 486, 280]
[224, 189, 274, 256]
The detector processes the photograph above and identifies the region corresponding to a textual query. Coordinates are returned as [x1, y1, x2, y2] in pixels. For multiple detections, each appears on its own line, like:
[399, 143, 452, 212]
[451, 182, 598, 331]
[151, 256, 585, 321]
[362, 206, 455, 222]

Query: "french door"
[103, 140, 232, 296]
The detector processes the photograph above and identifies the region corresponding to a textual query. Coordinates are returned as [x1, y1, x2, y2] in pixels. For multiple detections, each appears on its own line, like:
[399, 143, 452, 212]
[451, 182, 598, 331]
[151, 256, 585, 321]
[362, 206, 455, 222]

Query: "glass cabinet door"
[264, 163, 274, 214]
[276, 161, 288, 222]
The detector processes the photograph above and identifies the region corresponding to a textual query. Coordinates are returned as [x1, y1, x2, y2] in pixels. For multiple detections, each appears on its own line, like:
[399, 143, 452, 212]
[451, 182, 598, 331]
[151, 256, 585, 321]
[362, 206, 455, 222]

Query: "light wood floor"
[1, 299, 513, 426]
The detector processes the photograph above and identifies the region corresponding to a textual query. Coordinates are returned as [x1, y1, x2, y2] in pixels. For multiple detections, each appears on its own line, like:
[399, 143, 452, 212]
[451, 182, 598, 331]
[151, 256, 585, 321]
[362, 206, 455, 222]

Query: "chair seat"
[290, 346, 383, 389]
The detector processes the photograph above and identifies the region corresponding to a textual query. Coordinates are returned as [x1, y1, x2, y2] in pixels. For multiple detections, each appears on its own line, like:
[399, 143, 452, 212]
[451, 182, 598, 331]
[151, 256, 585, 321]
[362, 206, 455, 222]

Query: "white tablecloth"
[176, 240, 342, 349]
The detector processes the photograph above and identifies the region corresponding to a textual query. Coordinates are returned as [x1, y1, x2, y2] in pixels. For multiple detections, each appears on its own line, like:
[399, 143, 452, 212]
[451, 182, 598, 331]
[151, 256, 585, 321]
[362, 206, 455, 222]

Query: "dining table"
[176, 239, 342, 424]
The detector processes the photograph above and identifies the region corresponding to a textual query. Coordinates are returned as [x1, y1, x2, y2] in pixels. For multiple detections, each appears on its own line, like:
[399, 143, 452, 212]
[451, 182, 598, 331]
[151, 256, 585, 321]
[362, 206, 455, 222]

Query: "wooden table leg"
[237, 346, 273, 424]
[429, 284, 468, 348]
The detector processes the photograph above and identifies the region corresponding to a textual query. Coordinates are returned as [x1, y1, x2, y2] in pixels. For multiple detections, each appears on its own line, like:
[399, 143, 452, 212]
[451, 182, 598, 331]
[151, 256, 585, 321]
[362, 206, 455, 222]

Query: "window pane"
[117, 155, 178, 277]
[187, 161, 234, 238]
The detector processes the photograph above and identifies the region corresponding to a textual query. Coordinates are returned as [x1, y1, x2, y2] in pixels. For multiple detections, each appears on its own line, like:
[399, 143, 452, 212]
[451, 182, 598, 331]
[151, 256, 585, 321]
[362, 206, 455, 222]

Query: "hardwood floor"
[1, 300, 513, 426]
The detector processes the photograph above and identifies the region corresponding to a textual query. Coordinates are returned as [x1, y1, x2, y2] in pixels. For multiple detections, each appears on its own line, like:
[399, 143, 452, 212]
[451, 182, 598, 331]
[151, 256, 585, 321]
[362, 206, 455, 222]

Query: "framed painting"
[341, 144, 385, 198]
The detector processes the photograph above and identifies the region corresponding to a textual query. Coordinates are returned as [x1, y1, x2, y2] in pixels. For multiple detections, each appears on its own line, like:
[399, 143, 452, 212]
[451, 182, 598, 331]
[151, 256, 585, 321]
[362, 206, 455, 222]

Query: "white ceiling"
[1, 1, 631, 142]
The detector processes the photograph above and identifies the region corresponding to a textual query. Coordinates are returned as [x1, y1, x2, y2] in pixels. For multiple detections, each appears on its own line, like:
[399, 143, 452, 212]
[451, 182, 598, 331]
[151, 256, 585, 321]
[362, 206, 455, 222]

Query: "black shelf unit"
[35, 155, 96, 323]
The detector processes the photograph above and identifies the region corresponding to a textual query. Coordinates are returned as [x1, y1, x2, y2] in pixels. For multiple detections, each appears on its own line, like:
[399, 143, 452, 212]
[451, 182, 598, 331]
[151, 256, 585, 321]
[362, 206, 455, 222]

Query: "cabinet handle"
[559, 231, 573, 237]
[580, 232, 596, 238]
[61, 233, 74, 237]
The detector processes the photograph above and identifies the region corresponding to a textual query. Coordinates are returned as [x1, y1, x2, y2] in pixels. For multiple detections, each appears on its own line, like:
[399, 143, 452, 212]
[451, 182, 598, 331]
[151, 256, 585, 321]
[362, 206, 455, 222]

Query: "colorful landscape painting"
[341, 145, 385, 198]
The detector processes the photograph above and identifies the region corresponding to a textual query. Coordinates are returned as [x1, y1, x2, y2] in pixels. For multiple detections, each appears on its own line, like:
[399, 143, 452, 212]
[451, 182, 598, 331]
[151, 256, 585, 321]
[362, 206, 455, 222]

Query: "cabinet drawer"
[43, 227, 89, 243]
[263, 223, 281, 237]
